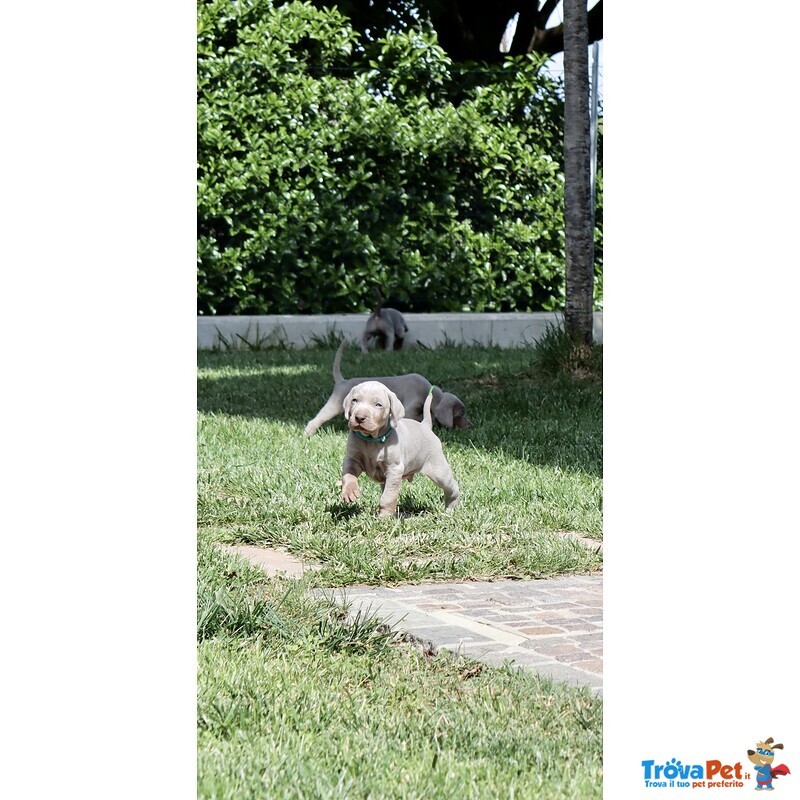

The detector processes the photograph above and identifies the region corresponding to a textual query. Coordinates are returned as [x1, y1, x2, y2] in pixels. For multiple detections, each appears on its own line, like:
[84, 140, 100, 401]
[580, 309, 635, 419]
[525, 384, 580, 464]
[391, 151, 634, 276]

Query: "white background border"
[604, 2, 800, 797]
[3, 2, 799, 798]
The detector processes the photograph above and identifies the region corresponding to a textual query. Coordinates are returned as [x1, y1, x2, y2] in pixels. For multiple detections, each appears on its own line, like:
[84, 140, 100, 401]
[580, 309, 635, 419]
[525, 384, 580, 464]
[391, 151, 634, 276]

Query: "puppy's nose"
[354, 413, 366, 423]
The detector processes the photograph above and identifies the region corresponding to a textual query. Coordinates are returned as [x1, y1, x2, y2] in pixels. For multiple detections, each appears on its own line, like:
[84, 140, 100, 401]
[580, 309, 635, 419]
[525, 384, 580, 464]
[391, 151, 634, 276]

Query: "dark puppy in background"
[304, 341, 471, 436]
[361, 288, 408, 352]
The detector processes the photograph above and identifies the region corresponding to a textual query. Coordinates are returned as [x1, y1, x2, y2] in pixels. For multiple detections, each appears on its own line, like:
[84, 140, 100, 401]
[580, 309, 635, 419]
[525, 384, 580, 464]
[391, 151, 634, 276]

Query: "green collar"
[352, 428, 394, 443]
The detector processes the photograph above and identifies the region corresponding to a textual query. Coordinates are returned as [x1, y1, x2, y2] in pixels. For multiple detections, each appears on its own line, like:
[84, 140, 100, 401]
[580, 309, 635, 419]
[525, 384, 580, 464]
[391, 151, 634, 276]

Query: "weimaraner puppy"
[304, 341, 471, 436]
[361, 306, 408, 352]
[340, 381, 460, 517]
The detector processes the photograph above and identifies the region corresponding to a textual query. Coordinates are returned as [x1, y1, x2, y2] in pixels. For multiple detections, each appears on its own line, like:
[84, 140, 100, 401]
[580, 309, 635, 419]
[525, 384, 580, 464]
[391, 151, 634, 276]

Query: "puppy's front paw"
[341, 475, 361, 503]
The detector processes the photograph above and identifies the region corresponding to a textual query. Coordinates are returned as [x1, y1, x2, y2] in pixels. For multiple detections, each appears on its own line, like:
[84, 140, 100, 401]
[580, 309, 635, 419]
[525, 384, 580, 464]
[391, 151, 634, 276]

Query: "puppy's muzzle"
[349, 405, 380, 433]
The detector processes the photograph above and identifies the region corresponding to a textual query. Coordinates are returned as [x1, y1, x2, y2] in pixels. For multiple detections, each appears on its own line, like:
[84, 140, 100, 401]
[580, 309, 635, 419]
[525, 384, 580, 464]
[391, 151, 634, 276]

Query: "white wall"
[197, 312, 604, 350]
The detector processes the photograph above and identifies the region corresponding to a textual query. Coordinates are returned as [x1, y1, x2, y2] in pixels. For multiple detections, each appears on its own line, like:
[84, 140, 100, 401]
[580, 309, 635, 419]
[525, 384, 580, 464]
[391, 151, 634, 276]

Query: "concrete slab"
[216, 544, 320, 578]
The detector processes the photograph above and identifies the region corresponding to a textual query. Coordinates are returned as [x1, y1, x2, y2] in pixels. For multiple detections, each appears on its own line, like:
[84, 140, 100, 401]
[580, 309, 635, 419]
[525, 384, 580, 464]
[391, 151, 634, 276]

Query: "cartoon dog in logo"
[747, 737, 790, 790]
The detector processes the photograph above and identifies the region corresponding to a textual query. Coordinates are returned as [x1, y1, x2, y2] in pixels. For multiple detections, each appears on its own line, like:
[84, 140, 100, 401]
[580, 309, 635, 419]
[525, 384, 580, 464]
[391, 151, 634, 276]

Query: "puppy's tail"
[332, 339, 346, 383]
[422, 388, 434, 431]
[372, 286, 383, 317]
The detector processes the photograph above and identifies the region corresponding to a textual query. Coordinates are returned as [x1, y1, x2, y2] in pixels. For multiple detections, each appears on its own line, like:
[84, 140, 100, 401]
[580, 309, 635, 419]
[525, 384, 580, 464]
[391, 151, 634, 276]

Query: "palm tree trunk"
[563, 0, 594, 344]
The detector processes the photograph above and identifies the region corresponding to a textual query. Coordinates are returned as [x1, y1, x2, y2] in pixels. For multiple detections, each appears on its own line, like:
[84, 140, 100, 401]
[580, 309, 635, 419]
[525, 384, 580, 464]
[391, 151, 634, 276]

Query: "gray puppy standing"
[361, 289, 408, 352]
[341, 380, 460, 517]
[304, 341, 471, 435]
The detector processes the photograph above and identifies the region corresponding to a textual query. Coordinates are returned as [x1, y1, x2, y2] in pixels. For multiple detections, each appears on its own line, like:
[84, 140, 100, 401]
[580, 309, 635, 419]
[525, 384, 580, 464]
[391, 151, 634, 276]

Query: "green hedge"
[198, 0, 603, 315]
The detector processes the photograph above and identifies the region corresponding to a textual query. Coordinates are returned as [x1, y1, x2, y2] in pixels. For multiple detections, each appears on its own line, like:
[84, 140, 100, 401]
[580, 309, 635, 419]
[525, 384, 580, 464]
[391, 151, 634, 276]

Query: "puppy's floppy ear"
[385, 388, 405, 425]
[433, 395, 455, 428]
[343, 387, 357, 419]
[453, 400, 471, 429]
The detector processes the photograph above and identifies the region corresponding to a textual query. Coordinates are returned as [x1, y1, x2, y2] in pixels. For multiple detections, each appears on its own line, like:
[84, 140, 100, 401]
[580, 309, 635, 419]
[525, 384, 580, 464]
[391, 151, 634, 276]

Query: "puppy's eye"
[375, 402, 383, 408]
[351, 397, 358, 403]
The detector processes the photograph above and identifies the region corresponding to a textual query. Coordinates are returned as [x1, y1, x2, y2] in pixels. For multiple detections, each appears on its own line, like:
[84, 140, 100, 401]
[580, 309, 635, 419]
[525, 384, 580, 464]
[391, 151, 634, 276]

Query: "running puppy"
[361, 288, 408, 352]
[304, 341, 471, 436]
[341, 381, 460, 517]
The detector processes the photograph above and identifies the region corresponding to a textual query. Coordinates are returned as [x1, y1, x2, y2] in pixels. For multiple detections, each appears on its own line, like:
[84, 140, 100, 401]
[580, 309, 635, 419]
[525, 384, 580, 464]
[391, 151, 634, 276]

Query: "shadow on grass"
[327, 496, 449, 520]
[326, 503, 362, 521]
[197, 345, 602, 477]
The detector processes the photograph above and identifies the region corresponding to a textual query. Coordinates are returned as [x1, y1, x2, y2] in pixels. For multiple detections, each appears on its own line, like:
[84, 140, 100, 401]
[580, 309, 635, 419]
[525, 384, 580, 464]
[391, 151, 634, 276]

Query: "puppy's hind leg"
[441, 475, 460, 511]
[360, 330, 371, 354]
[422, 458, 460, 511]
[304, 393, 344, 436]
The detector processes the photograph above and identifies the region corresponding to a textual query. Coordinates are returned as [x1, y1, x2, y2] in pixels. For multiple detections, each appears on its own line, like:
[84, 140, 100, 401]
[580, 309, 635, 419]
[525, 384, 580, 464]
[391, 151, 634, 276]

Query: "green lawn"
[198, 538, 603, 800]
[197, 338, 603, 798]
[198, 342, 602, 586]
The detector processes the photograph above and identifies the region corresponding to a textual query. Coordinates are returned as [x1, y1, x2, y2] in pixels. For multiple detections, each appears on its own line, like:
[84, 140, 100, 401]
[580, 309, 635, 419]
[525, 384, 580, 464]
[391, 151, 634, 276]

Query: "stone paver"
[219, 543, 602, 695]
[217, 544, 320, 578]
[315, 575, 603, 695]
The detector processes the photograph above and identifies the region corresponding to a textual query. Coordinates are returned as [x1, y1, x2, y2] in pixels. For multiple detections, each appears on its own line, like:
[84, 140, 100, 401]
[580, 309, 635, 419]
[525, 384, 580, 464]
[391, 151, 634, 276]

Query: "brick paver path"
[217, 543, 602, 695]
[316, 575, 602, 695]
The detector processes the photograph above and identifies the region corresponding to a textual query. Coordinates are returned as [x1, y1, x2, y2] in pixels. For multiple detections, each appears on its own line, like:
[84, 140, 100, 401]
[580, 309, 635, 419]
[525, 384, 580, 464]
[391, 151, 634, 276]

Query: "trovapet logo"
[746, 737, 791, 791]
[641, 758, 745, 789]
[640, 736, 791, 791]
